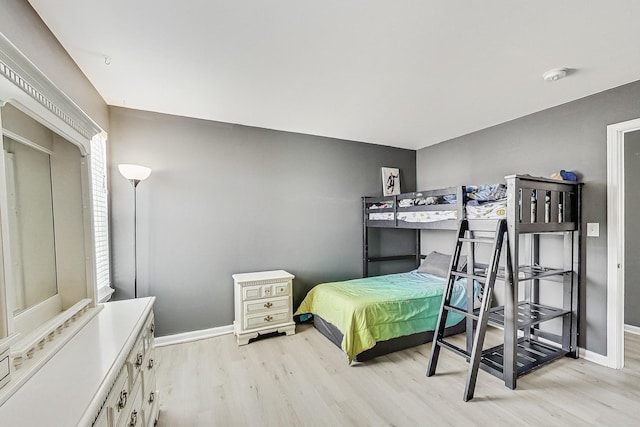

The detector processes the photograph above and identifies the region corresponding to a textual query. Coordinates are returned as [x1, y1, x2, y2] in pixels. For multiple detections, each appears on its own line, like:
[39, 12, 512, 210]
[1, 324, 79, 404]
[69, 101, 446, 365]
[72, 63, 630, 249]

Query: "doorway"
[606, 117, 640, 368]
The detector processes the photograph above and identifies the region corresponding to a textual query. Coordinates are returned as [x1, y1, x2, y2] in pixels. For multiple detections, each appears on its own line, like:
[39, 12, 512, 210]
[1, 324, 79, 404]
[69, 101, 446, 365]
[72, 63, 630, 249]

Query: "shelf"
[480, 337, 568, 378]
[471, 265, 571, 282]
[478, 302, 570, 329]
[516, 266, 572, 281]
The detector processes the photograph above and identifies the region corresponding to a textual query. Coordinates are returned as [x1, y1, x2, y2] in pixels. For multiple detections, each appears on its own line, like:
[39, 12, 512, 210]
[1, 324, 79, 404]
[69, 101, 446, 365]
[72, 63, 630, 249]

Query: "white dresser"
[0, 297, 159, 427]
[233, 270, 296, 345]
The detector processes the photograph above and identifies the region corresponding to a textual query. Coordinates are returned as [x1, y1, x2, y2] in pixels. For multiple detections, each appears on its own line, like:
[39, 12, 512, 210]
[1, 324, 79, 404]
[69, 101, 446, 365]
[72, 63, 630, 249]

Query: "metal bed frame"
[362, 174, 583, 388]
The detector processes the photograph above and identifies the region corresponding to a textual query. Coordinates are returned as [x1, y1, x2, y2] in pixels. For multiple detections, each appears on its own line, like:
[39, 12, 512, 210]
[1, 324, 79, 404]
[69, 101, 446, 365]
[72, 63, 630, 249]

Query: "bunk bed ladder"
[426, 218, 508, 401]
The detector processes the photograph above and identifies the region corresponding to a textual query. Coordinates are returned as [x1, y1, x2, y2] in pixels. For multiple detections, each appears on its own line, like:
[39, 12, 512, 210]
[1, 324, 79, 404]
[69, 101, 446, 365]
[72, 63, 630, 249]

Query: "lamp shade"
[118, 164, 152, 181]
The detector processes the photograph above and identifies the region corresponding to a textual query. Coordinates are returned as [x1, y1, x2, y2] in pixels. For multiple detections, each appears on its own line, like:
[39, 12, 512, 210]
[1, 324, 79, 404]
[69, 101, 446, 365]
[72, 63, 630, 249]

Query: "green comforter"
[295, 271, 469, 363]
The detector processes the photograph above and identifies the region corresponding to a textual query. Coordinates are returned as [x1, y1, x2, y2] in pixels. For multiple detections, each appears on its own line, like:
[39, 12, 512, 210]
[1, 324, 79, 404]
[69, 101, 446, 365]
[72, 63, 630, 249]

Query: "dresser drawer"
[108, 368, 131, 427]
[0, 350, 10, 386]
[116, 376, 143, 427]
[245, 310, 290, 329]
[143, 313, 155, 352]
[127, 336, 145, 386]
[93, 407, 109, 427]
[244, 296, 289, 316]
[142, 349, 158, 427]
[142, 348, 156, 397]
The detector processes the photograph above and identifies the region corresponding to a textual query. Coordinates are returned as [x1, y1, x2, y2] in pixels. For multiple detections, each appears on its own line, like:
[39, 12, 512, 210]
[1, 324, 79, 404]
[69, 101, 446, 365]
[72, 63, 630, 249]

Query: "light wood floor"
[154, 325, 640, 427]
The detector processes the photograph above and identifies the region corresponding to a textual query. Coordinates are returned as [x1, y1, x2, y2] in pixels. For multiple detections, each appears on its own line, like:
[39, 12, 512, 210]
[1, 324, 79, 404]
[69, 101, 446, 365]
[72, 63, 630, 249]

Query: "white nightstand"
[233, 270, 296, 345]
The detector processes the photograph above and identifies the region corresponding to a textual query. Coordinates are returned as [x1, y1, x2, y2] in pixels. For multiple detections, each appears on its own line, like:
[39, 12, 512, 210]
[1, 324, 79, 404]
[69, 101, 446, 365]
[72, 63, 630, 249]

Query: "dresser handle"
[147, 358, 154, 369]
[129, 409, 138, 426]
[264, 302, 273, 308]
[118, 389, 128, 409]
[149, 391, 155, 403]
[149, 322, 155, 334]
[135, 352, 144, 367]
[264, 315, 273, 322]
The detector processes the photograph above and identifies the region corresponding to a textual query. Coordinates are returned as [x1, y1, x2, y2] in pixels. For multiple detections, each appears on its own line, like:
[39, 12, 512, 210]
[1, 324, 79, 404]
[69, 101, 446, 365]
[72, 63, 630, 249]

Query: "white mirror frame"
[0, 31, 104, 400]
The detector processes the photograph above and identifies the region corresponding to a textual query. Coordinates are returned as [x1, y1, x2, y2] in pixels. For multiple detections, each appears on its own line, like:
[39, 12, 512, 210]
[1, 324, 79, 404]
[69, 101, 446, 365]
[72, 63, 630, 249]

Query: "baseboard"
[578, 327, 639, 368]
[579, 347, 610, 367]
[155, 324, 234, 347]
[624, 324, 640, 335]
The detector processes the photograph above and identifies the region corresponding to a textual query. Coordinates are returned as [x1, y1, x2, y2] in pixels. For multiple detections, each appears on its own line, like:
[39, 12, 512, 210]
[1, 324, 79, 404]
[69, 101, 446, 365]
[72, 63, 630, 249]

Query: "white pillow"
[418, 251, 467, 278]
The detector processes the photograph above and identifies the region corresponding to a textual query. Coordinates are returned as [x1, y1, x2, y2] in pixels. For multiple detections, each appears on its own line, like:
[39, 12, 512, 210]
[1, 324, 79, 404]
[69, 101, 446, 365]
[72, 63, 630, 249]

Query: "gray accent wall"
[417, 79, 640, 357]
[0, 0, 108, 130]
[108, 107, 416, 337]
[625, 130, 640, 327]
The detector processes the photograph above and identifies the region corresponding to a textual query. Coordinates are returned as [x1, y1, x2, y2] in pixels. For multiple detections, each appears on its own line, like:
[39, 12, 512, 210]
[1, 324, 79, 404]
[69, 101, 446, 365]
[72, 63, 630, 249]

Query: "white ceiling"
[27, 0, 640, 150]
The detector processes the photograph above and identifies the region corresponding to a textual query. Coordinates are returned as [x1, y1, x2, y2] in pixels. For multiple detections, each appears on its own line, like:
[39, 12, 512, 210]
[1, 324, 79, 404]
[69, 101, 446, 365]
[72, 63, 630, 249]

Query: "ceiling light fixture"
[542, 68, 568, 82]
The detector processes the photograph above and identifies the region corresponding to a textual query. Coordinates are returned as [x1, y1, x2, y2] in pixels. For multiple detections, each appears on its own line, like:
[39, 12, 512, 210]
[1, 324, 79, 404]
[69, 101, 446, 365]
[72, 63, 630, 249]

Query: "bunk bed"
[295, 186, 473, 363]
[296, 174, 582, 386]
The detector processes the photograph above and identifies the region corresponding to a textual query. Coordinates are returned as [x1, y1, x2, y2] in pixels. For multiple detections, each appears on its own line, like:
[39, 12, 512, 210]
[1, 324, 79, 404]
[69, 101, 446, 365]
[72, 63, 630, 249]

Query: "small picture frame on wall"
[381, 167, 401, 196]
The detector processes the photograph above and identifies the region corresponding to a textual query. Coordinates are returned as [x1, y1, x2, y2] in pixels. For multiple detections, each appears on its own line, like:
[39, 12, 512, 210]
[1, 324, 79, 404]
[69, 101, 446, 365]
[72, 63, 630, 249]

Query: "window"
[91, 133, 113, 301]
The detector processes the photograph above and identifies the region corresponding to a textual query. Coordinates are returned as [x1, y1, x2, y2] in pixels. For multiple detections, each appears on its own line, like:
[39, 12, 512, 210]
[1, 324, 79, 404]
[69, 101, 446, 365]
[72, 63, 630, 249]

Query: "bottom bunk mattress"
[294, 271, 474, 363]
[313, 313, 466, 363]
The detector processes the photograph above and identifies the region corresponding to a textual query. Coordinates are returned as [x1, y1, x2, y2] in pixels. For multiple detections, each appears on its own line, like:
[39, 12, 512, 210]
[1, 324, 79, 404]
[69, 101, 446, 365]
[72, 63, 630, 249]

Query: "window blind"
[90, 134, 111, 294]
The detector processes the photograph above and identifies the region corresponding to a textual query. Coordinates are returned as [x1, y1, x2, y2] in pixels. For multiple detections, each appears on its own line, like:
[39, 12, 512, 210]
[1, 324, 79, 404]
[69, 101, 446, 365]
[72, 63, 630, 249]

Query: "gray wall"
[624, 130, 640, 327]
[417, 79, 640, 356]
[0, 0, 108, 130]
[108, 107, 416, 337]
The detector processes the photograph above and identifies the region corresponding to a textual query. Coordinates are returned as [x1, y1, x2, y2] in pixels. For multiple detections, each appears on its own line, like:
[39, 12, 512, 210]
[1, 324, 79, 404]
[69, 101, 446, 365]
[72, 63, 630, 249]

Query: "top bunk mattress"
[364, 176, 581, 230]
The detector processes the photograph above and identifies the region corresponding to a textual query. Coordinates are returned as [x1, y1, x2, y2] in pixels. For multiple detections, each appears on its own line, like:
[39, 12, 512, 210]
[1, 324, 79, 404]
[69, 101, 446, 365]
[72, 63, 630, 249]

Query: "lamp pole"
[118, 164, 151, 299]
[131, 178, 141, 298]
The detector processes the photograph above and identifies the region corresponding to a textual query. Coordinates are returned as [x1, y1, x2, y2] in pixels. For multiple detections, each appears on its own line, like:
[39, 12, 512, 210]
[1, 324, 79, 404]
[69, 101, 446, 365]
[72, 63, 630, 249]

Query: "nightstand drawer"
[245, 310, 290, 329]
[274, 282, 289, 296]
[244, 296, 289, 315]
[242, 284, 277, 300]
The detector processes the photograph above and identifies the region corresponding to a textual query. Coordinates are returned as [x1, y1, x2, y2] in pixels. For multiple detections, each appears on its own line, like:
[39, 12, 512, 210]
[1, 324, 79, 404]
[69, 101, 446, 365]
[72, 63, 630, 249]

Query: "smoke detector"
[542, 68, 568, 82]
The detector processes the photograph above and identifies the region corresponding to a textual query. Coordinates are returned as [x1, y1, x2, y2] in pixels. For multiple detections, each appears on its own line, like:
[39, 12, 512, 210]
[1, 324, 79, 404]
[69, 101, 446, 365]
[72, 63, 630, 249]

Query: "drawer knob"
[135, 352, 144, 367]
[129, 409, 138, 426]
[264, 315, 273, 322]
[149, 391, 155, 403]
[149, 322, 155, 334]
[118, 389, 128, 410]
[147, 358, 154, 369]
[264, 302, 273, 308]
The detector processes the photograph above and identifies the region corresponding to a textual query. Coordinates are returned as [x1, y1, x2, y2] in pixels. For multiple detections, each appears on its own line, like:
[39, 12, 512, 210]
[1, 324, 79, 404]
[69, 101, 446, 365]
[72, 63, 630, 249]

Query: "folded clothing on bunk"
[399, 194, 457, 207]
[369, 212, 394, 220]
[397, 210, 458, 223]
[465, 184, 507, 206]
[369, 202, 393, 209]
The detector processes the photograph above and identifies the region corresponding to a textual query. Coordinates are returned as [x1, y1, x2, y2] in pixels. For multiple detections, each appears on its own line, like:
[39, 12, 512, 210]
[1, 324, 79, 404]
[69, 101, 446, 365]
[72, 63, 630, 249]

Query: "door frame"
[606, 117, 640, 368]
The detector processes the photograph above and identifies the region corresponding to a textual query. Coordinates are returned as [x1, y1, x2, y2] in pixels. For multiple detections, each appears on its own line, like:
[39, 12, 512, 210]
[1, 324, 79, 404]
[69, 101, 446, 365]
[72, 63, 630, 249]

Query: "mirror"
[3, 136, 57, 315]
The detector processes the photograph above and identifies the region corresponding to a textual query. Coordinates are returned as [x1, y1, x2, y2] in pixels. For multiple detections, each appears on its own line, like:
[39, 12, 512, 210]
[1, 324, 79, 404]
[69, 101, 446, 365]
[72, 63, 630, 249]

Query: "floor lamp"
[118, 163, 152, 298]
